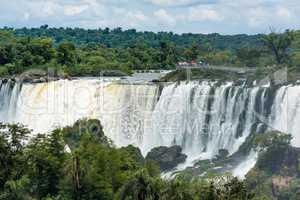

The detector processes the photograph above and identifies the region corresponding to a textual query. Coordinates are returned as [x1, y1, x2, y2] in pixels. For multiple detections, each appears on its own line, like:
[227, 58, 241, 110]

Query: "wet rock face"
[20, 73, 60, 83]
[146, 145, 187, 171]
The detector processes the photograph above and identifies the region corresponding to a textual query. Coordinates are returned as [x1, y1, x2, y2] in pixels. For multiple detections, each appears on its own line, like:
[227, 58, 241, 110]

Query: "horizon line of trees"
[0, 26, 299, 77]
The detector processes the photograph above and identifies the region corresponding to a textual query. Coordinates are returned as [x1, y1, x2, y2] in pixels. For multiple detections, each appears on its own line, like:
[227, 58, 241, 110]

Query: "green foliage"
[0, 66, 8, 76]
[245, 131, 300, 199]
[254, 132, 299, 176]
[0, 123, 30, 189]
[26, 131, 67, 199]
[0, 176, 31, 200]
[183, 42, 199, 61]
[119, 145, 144, 164]
[116, 170, 161, 200]
[11, 26, 263, 51]
[0, 120, 257, 200]
[253, 131, 292, 152]
[57, 42, 77, 66]
[161, 179, 194, 200]
[145, 160, 161, 178]
[262, 29, 295, 64]
[0, 30, 183, 77]
[61, 118, 111, 150]
[236, 48, 261, 67]
[1, 27, 300, 77]
[159, 41, 178, 68]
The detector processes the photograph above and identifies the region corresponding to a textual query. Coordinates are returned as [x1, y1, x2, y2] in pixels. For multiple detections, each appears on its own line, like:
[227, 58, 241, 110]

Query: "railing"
[176, 64, 256, 73]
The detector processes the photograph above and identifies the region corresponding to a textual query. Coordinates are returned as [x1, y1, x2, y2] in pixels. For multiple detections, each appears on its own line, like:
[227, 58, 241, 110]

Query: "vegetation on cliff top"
[245, 131, 300, 199]
[0, 27, 300, 79]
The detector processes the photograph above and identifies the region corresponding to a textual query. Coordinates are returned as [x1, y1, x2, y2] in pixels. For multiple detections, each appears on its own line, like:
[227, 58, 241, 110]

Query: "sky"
[0, 0, 300, 35]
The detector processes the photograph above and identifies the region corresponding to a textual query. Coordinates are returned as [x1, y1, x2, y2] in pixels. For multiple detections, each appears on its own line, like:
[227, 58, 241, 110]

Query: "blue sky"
[0, 0, 300, 34]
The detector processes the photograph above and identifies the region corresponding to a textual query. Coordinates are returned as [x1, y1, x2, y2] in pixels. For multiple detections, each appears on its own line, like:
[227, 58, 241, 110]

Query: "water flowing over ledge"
[1, 79, 300, 176]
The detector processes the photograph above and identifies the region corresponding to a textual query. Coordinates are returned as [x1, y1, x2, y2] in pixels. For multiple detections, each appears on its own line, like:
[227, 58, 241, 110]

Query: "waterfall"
[232, 150, 258, 179]
[6, 79, 158, 148]
[269, 84, 300, 147]
[0, 80, 21, 122]
[1, 79, 300, 176]
[143, 82, 270, 159]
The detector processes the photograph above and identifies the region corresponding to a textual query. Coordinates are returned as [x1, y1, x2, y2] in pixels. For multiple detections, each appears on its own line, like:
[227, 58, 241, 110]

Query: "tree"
[40, 24, 49, 30]
[221, 177, 255, 200]
[183, 42, 199, 61]
[0, 176, 31, 200]
[59, 119, 146, 200]
[61, 118, 111, 150]
[0, 30, 15, 45]
[117, 170, 160, 200]
[0, 123, 30, 190]
[253, 131, 295, 174]
[262, 29, 294, 64]
[203, 50, 232, 65]
[28, 38, 55, 64]
[57, 41, 77, 66]
[161, 180, 194, 200]
[159, 41, 177, 69]
[0, 44, 15, 65]
[236, 48, 261, 67]
[0, 120, 259, 200]
[193, 175, 255, 200]
[253, 131, 292, 152]
[26, 131, 66, 198]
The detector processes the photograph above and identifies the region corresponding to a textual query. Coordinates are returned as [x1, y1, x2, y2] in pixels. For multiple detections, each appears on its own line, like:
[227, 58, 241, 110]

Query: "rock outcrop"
[146, 145, 187, 171]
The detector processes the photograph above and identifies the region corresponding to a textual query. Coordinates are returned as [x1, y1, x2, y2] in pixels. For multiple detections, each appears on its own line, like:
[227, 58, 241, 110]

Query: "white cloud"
[127, 12, 148, 23]
[0, 0, 299, 34]
[187, 6, 223, 21]
[276, 7, 292, 18]
[41, 2, 61, 17]
[246, 7, 268, 27]
[112, 8, 148, 27]
[113, 7, 127, 15]
[81, 0, 98, 4]
[147, 0, 191, 6]
[154, 9, 176, 26]
[245, 5, 294, 28]
[17, 1, 63, 19]
[23, 12, 30, 20]
[145, 0, 216, 7]
[82, 0, 106, 17]
[64, 5, 89, 16]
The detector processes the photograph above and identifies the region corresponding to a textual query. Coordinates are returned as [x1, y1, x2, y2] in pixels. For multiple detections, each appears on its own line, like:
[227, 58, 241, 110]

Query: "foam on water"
[1, 79, 300, 178]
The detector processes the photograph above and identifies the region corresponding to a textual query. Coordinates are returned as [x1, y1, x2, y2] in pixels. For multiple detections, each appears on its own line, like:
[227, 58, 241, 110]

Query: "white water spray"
[1, 79, 300, 177]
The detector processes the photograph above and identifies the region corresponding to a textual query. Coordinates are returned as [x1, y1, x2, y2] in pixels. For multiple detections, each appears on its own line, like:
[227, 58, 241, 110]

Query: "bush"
[0, 66, 8, 76]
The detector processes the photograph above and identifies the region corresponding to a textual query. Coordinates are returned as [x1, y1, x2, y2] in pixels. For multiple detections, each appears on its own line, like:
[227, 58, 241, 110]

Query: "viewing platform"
[176, 63, 256, 74]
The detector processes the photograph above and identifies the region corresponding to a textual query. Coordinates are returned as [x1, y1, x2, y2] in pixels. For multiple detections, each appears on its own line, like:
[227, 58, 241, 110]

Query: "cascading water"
[1, 78, 300, 177]
[0, 80, 21, 122]
[269, 85, 300, 147]
[11, 79, 159, 147]
[143, 82, 270, 161]
[0, 80, 13, 122]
